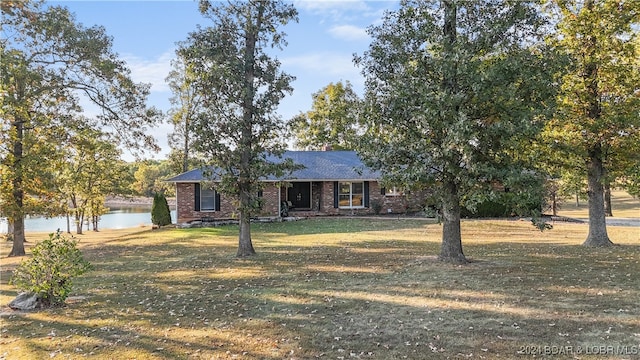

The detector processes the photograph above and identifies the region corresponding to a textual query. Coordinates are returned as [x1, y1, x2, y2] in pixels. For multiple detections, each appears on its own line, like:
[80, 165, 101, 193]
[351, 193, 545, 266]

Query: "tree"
[617, 145, 640, 198]
[56, 126, 133, 234]
[131, 160, 175, 197]
[355, 0, 554, 263]
[178, 0, 299, 257]
[543, 0, 640, 246]
[289, 81, 361, 150]
[166, 57, 203, 174]
[151, 193, 172, 227]
[1, 1, 160, 256]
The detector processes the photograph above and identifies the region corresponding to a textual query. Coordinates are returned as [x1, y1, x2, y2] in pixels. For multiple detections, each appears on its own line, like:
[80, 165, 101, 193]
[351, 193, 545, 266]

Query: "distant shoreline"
[105, 196, 176, 208]
[1, 197, 175, 234]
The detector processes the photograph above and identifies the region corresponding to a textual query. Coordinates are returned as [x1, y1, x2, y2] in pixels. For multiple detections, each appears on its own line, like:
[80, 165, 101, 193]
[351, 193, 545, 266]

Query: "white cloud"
[328, 24, 369, 41]
[122, 50, 175, 93]
[295, 0, 369, 14]
[295, 0, 397, 24]
[294, 0, 377, 24]
[282, 51, 362, 80]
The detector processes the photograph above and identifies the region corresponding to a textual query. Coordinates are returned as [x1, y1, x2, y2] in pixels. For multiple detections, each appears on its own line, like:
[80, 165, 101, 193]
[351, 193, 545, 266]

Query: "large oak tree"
[356, 0, 555, 263]
[1, 0, 160, 256]
[178, 0, 298, 257]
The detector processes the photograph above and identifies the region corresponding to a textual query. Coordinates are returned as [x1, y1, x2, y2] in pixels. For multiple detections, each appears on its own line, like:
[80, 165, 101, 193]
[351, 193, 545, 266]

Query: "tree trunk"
[9, 216, 25, 257]
[75, 210, 84, 235]
[237, 187, 256, 257]
[437, 1, 466, 264]
[583, 148, 613, 246]
[183, 117, 190, 173]
[439, 180, 467, 264]
[580, 3, 612, 247]
[6, 220, 14, 242]
[234, 2, 264, 258]
[603, 179, 613, 217]
[9, 118, 26, 257]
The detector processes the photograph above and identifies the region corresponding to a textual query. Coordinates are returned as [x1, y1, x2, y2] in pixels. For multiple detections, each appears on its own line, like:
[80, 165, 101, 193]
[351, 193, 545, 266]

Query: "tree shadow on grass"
[3, 221, 639, 359]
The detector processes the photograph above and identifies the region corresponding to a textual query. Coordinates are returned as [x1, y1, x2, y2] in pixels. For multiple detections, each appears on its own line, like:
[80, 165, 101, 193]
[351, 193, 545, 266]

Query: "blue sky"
[51, 0, 399, 160]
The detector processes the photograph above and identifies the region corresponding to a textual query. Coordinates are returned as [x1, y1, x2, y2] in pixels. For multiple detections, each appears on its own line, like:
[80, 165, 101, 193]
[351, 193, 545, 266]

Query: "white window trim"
[338, 181, 365, 209]
[385, 186, 402, 197]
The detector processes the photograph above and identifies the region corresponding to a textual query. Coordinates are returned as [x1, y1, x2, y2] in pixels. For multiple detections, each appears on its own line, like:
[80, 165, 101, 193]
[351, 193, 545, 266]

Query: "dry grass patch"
[0, 218, 639, 359]
[557, 190, 639, 219]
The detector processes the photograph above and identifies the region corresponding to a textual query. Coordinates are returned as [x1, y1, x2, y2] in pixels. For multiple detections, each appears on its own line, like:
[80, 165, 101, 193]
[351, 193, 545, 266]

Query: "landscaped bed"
[1, 217, 639, 359]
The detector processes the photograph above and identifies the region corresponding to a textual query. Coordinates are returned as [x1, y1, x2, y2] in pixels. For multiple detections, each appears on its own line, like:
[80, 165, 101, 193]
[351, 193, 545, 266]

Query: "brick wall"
[317, 181, 407, 215]
[175, 183, 235, 223]
[258, 184, 280, 216]
[176, 180, 429, 223]
[318, 181, 428, 215]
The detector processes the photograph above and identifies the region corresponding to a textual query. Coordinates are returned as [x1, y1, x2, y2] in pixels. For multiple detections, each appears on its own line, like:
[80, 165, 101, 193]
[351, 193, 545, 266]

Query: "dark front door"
[288, 182, 311, 209]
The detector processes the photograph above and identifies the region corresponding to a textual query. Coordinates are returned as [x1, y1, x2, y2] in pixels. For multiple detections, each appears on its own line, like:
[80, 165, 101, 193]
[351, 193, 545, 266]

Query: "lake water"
[0, 207, 177, 233]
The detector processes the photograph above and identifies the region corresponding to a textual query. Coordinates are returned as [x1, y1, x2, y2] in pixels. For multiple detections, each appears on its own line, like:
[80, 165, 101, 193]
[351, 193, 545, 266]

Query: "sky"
[50, 0, 400, 161]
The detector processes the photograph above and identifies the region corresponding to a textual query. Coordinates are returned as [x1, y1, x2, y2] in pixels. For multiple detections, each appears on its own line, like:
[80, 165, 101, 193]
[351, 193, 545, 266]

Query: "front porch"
[279, 181, 325, 216]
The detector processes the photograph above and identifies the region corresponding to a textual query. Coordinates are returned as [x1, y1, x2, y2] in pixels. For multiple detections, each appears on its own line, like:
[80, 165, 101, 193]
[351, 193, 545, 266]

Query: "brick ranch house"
[166, 150, 427, 224]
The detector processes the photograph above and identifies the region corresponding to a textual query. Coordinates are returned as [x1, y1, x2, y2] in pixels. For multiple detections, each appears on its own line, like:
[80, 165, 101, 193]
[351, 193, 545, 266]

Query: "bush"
[462, 199, 508, 218]
[151, 192, 172, 227]
[9, 231, 92, 307]
[370, 199, 383, 215]
[462, 192, 543, 218]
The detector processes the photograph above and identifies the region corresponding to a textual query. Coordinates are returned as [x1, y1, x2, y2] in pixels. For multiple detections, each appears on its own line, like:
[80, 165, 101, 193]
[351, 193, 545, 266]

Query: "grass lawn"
[1, 204, 639, 359]
[557, 190, 639, 219]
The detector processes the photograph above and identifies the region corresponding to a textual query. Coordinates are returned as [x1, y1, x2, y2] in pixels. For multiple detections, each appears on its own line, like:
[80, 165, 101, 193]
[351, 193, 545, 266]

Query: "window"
[201, 188, 216, 211]
[339, 182, 364, 208]
[384, 187, 402, 196]
[195, 183, 220, 212]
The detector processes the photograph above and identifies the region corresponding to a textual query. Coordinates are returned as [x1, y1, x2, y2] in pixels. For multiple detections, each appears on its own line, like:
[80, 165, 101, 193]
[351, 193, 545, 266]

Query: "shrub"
[151, 192, 172, 227]
[370, 199, 383, 215]
[9, 231, 92, 307]
[462, 192, 543, 218]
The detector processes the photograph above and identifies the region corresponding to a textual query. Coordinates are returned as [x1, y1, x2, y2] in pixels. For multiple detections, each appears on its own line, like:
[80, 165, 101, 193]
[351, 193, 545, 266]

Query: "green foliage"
[289, 81, 361, 150]
[462, 200, 508, 218]
[151, 193, 172, 227]
[621, 163, 640, 198]
[461, 195, 543, 219]
[1, 0, 161, 255]
[178, 0, 299, 256]
[166, 57, 203, 174]
[132, 160, 176, 197]
[531, 214, 553, 232]
[56, 126, 134, 234]
[179, 0, 299, 203]
[9, 231, 92, 307]
[543, 0, 640, 245]
[370, 199, 383, 215]
[355, 0, 554, 261]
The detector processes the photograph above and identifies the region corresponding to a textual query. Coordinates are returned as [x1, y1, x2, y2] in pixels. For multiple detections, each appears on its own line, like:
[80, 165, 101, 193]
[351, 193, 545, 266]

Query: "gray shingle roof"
[165, 150, 380, 182]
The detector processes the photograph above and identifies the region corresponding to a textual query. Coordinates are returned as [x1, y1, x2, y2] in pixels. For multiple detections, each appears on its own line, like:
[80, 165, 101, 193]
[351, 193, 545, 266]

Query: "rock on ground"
[8, 292, 45, 310]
